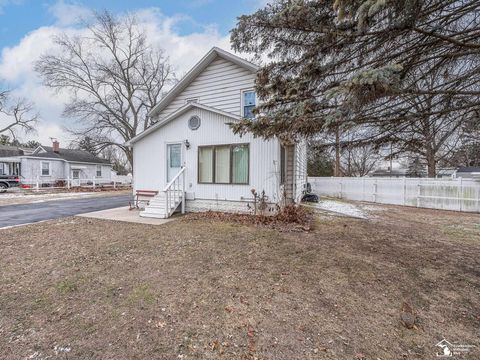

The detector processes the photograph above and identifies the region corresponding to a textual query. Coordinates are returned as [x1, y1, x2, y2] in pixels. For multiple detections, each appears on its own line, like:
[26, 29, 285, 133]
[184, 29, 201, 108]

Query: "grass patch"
[127, 284, 156, 305]
[56, 278, 79, 294]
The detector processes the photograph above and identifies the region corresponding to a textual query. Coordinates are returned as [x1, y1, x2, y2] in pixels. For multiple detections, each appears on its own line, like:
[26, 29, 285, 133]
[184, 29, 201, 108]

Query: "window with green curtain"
[215, 146, 230, 183]
[198, 147, 213, 183]
[232, 144, 249, 184]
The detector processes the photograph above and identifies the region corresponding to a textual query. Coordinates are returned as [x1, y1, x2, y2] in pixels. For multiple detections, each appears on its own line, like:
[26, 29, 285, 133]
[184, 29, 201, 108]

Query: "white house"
[127, 47, 307, 218]
[0, 141, 112, 187]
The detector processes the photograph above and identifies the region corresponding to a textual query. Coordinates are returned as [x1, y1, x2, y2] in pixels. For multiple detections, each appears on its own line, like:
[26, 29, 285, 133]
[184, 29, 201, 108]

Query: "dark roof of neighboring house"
[456, 166, 480, 173]
[0, 145, 28, 158]
[29, 146, 111, 165]
[370, 168, 409, 177]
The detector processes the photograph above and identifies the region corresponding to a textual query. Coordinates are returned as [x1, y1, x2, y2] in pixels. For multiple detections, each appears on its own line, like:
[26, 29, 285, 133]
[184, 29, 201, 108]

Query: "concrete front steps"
[140, 190, 183, 219]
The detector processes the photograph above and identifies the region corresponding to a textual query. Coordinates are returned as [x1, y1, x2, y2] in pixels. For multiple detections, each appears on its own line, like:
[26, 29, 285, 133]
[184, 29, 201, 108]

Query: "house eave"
[126, 102, 242, 146]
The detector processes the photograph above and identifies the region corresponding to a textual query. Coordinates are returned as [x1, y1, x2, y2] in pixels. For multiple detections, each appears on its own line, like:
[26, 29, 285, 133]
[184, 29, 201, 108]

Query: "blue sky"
[0, 0, 263, 144]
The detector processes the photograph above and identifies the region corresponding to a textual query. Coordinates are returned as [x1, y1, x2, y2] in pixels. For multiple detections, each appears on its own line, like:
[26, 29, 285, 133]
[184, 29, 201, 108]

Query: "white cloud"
[48, 0, 92, 27]
[0, 5, 233, 145]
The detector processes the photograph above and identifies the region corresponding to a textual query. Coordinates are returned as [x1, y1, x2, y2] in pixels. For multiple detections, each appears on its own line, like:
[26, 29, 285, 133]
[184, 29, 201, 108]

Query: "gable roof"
[28, 146, 111, 165]
[148, 47, 259, 118]
[0, 145, 28, 158]
[457, 166, 480, 173]
[126, 102, 241, 146]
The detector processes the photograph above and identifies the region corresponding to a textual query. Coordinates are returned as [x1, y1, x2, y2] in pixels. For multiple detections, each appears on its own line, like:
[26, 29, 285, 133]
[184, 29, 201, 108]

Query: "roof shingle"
[29, 146, 111, 164]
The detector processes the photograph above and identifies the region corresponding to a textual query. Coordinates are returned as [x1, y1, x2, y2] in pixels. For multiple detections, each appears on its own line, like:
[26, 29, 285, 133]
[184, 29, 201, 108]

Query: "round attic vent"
[188, 115, 201, 130]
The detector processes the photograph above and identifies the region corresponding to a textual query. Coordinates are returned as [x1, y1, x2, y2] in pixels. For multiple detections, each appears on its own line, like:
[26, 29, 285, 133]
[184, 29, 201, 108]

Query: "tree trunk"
[334, 126, 342, 177]
[126, 147, 133, 172]
[426, 149, 436, 177]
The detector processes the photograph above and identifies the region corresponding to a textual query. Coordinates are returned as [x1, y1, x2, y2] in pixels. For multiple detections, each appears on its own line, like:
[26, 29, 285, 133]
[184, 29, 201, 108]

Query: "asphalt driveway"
[0, 194, 131, 228]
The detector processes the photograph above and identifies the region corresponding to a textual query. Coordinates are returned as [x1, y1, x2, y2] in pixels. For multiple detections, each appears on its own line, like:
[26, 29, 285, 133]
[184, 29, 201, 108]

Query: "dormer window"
[242, 90, 256, 119]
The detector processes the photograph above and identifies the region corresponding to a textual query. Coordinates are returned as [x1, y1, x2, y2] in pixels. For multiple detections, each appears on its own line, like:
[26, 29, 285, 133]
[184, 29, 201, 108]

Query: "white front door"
[72, 170, 80, 186]
[167, 143, 182, 182]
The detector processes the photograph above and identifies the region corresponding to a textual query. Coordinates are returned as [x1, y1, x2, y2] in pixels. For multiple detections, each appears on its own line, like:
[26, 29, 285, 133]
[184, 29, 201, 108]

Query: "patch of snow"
[313, 199, 368, 219]
[54, 345, 71, 355]
[360, 204, 385, 212]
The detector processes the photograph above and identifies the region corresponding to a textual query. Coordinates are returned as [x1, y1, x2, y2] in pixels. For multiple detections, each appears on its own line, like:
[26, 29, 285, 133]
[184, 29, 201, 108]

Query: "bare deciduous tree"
[35, 11, 175, 167]
[0, 90, 37, 139]
[341, 144, 381, 177]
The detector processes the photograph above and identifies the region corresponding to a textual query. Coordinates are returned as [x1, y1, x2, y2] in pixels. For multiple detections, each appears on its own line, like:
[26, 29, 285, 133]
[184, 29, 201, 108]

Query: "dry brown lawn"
[0, 204, 479, 359]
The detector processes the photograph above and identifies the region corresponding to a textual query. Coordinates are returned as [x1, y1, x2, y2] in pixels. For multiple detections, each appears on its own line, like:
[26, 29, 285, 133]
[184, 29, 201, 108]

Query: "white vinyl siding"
[133, 107, 279, 203]
[294, 140, 308, 202]
[157, 58, 256, 120]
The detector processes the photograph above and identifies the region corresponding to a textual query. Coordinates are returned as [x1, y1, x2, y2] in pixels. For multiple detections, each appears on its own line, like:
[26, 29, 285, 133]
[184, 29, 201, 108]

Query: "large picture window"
[198, 144, 249, 184]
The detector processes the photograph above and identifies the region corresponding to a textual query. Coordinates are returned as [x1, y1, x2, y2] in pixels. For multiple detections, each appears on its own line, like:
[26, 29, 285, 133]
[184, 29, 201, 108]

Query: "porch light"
[185, 139, 191, 149]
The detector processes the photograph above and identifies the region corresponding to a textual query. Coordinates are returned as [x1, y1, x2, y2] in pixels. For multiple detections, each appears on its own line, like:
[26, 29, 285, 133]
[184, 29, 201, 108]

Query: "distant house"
[0, 145, 34, 176]
[369, 168, 419, 178]
[436, 168, 456, 178]
[453, 167, 480, 179]
[127, 47, 308, 218]
[0, 141, 112, 186]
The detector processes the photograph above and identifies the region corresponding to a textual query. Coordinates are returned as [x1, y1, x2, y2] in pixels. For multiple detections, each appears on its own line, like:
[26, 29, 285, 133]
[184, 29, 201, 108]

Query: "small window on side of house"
[96, 165, 102, 177]
[41, 162, 50, 176]
[242, 90, 256, 119]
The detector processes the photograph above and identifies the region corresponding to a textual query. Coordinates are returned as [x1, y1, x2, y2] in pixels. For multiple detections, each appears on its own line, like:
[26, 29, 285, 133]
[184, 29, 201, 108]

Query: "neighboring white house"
[127, 47, 307, 218]
[0, 141, 112, 187]
[453, 166, 480, 179]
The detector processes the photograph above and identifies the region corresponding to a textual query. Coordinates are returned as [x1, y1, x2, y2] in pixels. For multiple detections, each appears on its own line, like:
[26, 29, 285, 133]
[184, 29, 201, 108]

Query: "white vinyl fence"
[309, 177, 480, 213]
[20, 177, 131, 191]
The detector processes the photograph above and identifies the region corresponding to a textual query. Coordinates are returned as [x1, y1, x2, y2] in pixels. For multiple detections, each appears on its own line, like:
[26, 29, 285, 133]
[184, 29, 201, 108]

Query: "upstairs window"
[96, 165, 102, 177]
[242, 90, 256, 119]
[41, 162, 50, 176]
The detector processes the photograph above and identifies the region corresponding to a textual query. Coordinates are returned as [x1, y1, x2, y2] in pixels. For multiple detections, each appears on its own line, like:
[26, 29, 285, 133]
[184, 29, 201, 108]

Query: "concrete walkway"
[77, 206, 174, 225]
